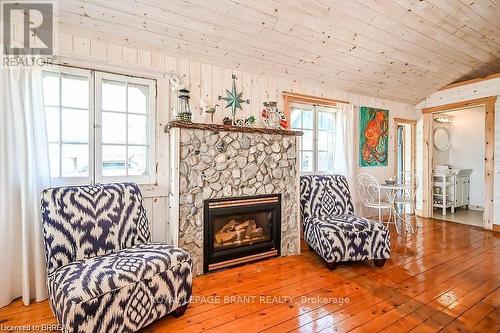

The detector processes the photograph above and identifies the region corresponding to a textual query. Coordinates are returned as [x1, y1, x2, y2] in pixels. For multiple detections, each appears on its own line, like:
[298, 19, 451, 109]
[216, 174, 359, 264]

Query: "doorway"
[430, 107, 485, 227]
[394, 118, 416, 179]
[421, 96, 496, 230]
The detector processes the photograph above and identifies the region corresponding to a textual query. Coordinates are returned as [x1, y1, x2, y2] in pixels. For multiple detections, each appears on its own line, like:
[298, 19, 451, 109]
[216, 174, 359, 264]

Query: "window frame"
[43, 67, 95, 186]
[42, 66, 157, 186]
[315, 105, 337, 174]
[95, 71, 156, 185]
[291, 103, 337, 175]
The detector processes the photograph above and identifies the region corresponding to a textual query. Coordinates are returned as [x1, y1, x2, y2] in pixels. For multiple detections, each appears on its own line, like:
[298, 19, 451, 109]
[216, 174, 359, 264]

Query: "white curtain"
[334, 103, 356, 205]
[0, 66, 50, 307]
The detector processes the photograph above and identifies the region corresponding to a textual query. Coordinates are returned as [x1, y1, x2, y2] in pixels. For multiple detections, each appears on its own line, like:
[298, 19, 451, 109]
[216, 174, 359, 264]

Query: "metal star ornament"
[218, 75, 250, 122]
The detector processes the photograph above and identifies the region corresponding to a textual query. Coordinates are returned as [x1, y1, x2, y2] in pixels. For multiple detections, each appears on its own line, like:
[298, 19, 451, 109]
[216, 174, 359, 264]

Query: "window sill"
[48, 179, 167, 198]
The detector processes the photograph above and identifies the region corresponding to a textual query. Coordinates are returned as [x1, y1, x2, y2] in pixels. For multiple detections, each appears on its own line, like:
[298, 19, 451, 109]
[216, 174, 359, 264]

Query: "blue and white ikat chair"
[300, 175, 391, 270]
[41, 183, 192, 333]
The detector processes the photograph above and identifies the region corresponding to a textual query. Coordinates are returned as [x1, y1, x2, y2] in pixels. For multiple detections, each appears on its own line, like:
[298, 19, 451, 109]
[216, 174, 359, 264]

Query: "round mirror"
[433, 127, 452, 151]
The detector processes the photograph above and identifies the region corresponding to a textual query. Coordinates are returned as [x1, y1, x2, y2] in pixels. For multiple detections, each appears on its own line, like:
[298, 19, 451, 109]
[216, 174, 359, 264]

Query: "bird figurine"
[201, 98, 218, 123]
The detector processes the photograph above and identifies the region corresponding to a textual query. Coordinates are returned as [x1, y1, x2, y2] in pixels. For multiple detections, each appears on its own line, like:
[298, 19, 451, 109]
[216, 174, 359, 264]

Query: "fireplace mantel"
[164, 120, 303, 136]
[168, 122, 301, 275]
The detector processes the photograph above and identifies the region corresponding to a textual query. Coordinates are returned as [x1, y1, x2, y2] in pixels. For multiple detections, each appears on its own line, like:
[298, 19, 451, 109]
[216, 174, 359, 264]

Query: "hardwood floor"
[1, 218, 499, 332]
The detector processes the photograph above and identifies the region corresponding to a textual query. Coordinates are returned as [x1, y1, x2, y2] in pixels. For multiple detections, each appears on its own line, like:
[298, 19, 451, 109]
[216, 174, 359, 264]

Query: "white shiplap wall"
[415, 78, 500, 227]
[55, 32, 418, 241]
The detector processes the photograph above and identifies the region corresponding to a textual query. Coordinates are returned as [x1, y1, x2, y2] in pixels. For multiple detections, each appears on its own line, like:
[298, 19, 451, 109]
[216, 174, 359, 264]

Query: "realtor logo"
[1, 1, 54, 55]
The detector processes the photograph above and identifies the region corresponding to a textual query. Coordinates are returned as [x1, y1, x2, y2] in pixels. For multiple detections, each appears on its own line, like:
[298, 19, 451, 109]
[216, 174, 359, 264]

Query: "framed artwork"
[359, 106, 389, 167]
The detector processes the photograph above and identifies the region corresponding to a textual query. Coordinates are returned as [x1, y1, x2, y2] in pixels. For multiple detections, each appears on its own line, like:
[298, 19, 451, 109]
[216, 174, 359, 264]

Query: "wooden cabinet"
[455, 172, 471, 208]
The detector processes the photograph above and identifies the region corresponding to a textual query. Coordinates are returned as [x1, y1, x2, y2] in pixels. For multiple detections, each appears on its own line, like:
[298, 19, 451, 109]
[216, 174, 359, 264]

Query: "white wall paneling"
[55, 32, 418, 241]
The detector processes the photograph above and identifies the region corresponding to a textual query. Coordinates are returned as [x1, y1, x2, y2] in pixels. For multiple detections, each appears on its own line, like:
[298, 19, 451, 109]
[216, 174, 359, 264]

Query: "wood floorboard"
[0, 218, 499, 333]
[471, 307, 500, 332]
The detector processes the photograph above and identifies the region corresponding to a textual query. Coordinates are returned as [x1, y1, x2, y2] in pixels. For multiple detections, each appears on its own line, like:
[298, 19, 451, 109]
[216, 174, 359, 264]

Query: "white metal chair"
[356, 173, 394, 226]
[394, 172, 418, 215]
[393, 172, 418, 233]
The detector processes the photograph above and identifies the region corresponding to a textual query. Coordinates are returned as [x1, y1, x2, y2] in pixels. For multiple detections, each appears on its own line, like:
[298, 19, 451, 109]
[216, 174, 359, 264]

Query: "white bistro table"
[379, 183, 414, 234]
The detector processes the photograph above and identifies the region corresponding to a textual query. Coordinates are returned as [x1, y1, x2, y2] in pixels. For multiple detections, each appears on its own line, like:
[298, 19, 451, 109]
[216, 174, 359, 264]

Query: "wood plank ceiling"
[57, 0, 500, 104]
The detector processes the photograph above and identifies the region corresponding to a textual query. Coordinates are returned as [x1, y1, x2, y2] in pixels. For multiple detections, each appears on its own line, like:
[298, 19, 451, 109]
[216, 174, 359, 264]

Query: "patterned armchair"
[300, 175, 390, 269]
[40, 183, 192, 333]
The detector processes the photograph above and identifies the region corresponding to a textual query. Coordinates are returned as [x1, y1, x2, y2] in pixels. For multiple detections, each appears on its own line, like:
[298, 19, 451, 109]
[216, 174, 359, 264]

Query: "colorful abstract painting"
[359, 106, 389, 167]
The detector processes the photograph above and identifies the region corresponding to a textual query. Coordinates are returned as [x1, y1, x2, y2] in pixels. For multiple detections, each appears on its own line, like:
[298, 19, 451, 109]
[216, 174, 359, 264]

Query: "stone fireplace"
[166, 121, 302, 275]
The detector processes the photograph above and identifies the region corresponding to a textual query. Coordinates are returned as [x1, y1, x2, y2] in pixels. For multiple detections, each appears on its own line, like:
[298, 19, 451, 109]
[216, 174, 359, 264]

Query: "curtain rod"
[46, 60, 158, 82]
[282, 91, 350, 105]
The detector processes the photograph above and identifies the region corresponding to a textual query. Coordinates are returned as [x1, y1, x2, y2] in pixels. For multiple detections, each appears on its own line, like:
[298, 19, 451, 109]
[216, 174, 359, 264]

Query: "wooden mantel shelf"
[164, 121, 303, 136]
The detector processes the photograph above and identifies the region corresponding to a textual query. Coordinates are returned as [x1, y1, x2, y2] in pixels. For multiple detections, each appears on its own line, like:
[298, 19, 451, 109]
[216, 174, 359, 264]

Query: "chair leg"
[173, 303, 189, 318]
[373, 259, 387, 267]
[395, 207, 402, 234]
[326, 262, 337, 271]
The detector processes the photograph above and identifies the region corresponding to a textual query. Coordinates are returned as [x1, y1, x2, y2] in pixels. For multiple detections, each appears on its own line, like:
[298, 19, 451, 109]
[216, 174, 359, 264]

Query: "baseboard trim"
[493, 224, 500, 233]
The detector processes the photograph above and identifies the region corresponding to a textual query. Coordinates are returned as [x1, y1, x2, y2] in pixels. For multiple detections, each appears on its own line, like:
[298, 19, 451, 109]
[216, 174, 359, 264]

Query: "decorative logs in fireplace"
[214, 219, 265, 247]
[204, 194, 281, 273]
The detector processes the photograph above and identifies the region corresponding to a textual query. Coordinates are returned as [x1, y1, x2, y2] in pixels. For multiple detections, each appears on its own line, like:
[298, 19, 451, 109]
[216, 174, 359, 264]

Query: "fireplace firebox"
[203, 194, 281, 273]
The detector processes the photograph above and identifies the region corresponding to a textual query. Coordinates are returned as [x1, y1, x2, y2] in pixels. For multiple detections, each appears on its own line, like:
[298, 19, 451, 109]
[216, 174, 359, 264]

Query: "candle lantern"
[176, 88, 192, 122]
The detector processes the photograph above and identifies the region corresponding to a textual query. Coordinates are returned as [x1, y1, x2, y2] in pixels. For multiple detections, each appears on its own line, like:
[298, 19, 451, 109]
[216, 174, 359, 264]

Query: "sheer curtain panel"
[333, 103, 355, 204]
[0, 67, 50, 307]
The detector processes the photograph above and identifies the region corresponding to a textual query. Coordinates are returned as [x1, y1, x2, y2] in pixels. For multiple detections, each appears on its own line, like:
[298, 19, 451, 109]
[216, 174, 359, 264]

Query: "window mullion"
[313, 105, 318, 174]
[94, 72, 102, 184]
[125, 81, 129, 177]
[90, 70, 96, 185]
[58, 72, 62, 178]
[331, 116, 336, 174]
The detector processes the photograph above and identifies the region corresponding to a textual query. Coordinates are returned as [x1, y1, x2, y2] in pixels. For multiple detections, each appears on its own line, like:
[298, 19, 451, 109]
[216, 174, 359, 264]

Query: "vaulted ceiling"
[58, 0, 500, 104]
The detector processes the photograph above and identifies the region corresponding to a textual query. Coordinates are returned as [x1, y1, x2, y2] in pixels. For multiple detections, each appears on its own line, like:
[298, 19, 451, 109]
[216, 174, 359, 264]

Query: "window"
[96, 72, 155, 183]
[42, 67, 156, 185]
[43, 68, 93, 183]
[291, 104, 336, 174]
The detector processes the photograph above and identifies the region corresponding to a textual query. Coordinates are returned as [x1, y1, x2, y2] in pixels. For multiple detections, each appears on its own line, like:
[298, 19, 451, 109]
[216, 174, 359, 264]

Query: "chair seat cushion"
[304, 214, 386, 233]
[49, 242, 190, 304]
[303, 215, 390, 263]
[47, 242, 192, 333]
